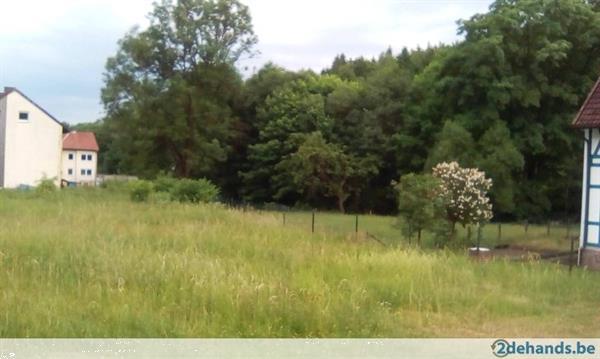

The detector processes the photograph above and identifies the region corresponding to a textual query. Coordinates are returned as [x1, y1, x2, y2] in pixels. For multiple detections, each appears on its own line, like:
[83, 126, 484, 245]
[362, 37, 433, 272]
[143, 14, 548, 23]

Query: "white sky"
[0, 0, 492, 124]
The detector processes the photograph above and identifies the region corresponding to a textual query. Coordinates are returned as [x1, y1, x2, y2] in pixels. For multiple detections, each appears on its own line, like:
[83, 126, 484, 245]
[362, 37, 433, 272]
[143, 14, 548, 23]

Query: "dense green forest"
[73, 0, 600, 219]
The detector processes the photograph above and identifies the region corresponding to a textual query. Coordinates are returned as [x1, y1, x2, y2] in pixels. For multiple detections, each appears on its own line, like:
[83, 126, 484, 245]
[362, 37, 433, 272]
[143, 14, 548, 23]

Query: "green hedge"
[129, 180, 154, 202]
[128, 177, 219, 204]
[170, 178, 219, 203]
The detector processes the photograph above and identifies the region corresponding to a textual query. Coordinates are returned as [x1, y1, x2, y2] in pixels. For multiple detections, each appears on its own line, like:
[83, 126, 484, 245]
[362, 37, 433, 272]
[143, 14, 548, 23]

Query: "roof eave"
[572, 124, 599, 129]
[63, 147, 99, 152]
[572, 77, 600, 128]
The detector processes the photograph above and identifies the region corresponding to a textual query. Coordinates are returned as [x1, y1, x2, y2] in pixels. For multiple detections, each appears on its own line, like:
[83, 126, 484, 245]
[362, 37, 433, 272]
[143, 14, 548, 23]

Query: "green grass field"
[0, 187, 597, 337]
[281, 210, 577, 252]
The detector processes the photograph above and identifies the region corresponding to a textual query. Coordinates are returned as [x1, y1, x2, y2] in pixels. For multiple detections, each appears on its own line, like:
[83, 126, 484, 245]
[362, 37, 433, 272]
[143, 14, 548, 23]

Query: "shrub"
[36, 178, 57, 195]
[153, 175, 178, 193]
[129, 180, 153, 202]
[170, 178, 219, 203]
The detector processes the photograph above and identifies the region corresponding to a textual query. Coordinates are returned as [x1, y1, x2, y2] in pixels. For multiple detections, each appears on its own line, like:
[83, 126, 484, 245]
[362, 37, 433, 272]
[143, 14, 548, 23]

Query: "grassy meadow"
[0, 187, 597, 337]
[282, 210, 577, 252]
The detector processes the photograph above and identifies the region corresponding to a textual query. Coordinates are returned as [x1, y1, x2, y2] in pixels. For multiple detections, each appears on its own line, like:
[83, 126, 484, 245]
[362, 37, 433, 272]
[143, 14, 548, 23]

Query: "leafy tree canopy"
[94, 0, 600, 218]
[102, 0, 256, 178]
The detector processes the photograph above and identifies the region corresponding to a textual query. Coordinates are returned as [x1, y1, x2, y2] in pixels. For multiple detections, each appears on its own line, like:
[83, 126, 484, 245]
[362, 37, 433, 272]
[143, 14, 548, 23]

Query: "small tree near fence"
[394, 162, 494, 247]
[394, 173, 442, 245]
[432, 161, 493, 241]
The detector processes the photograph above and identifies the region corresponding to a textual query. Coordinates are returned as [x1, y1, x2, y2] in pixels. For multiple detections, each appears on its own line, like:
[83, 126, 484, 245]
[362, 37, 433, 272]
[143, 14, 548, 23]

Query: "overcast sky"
[0, 0, 492, 124]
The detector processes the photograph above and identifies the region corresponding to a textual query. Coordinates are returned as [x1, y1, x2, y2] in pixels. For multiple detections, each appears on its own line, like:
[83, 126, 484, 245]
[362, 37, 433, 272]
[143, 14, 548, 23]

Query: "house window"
[86, 169, 92, 176]
[81, 169, 85, 175]
[18, 112, 29, 121]
[81, 154, 86, 161]
[87, 154, 92, 161]
[68, 169, 73, 175]
[68, 153, 74, 160]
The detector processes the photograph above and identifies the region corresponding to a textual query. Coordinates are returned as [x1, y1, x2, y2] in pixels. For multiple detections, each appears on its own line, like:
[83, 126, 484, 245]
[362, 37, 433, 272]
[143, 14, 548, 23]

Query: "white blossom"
[432, 161, 493, 224]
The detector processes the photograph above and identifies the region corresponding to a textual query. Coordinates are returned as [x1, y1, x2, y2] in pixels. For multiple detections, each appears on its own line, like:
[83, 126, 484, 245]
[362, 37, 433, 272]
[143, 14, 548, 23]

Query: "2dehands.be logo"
[492, 339, 596, 357]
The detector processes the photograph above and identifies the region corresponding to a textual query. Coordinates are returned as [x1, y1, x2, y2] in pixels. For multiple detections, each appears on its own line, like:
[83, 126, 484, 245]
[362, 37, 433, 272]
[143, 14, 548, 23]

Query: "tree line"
[74, 0, 600, 220]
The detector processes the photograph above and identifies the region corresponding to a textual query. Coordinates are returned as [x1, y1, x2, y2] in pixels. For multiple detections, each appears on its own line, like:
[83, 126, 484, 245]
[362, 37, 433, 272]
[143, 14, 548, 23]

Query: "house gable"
[1, 87, 62, 127]
[0, 88, 63, 187]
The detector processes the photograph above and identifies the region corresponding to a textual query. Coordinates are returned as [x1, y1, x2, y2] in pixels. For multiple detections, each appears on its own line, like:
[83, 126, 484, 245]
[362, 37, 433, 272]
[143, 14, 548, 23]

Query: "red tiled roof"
[63, 131, 99, 151]
[573, 77, 600, 128]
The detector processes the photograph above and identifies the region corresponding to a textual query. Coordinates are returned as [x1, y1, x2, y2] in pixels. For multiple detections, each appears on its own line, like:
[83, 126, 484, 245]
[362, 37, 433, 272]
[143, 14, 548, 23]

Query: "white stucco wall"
[62, 150, 97, 184]
[1, 91, 62, 188]
[0, 95, 7, 186]
[581, 129, 600, 249]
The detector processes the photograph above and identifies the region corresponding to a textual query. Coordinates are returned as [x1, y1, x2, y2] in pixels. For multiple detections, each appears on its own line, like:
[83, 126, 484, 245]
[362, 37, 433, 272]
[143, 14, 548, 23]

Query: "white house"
[0, 87, 63, 187]
[573, 77, 600, 269]
[62, 131, 99, 186]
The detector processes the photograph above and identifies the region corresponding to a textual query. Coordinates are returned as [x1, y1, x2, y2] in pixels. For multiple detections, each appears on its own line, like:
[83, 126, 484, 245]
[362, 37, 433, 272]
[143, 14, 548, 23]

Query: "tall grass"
[0, 188, 597, 337]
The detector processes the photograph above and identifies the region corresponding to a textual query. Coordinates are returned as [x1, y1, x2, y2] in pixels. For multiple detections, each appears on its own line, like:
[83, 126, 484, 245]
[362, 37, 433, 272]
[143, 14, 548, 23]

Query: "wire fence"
[224, 201, 580, 252]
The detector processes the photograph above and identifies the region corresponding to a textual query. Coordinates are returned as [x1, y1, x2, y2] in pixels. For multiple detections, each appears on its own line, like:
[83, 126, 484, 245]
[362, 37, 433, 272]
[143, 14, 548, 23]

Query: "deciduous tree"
[394, 173, 442, 245]
[277, 132, 375, 213]
[102, 0, 257, 178]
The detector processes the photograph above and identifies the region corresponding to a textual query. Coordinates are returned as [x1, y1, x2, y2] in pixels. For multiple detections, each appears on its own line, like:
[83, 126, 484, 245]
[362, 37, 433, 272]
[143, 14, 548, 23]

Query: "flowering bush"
[432, 162, 493, 231]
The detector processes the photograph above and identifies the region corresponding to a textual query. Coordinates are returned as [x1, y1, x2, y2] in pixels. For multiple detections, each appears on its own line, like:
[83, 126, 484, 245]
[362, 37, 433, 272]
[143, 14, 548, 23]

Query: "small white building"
[0, 87, 63, 188]
[62, 131, 99, 186]
[573, 77, 600, 268]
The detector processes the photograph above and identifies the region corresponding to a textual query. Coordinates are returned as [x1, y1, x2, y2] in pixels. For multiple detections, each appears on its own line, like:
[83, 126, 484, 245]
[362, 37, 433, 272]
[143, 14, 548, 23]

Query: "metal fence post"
[569, 231, 575, 273]
[311, 210, 315, 233]
[477, 223, 482, 253]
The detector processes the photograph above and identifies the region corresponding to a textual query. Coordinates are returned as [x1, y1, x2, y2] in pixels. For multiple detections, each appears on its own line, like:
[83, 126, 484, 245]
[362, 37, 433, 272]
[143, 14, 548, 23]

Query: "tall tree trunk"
[175, 156, 190, 178]
[337, 195, 346, 213]
[168, 140, 189, 178]
[179, 89, 195, 178]
[335, 185, 349, 213]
